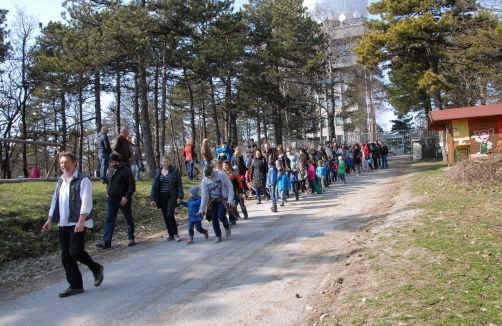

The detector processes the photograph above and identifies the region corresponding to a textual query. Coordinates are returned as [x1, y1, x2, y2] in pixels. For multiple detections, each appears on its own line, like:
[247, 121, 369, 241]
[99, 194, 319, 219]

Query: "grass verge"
[0, 177, 201, 266]
[330, 161, 502, 325]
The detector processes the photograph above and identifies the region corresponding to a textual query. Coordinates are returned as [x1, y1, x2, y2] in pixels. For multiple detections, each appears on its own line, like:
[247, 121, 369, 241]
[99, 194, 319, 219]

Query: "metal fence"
[283, 129, 440, 160]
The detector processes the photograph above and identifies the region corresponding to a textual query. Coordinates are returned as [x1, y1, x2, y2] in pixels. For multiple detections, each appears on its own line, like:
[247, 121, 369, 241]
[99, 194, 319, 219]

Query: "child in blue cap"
[180, 186, 209, 244]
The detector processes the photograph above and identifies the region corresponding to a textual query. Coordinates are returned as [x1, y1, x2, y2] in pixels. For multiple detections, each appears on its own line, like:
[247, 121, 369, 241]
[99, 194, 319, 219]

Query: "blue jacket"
[289, 169, 299, 183]
[277, 172, 291, 191]
[180, 196, 203, 222]
[266, 166, 277, 187]
[316, 166, 326, 178]
[216, 142, 231, 160]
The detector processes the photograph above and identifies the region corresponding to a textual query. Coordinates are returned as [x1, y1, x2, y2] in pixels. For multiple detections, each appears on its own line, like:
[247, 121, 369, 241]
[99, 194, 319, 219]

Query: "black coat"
[106, 165, 135, 200]
[150, 164, 184, 209]
[250, 157, 267, 188]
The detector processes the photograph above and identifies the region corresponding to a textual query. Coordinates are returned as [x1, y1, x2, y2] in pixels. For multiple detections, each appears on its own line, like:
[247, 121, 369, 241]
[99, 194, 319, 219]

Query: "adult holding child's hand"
[150, 155, 184, 242]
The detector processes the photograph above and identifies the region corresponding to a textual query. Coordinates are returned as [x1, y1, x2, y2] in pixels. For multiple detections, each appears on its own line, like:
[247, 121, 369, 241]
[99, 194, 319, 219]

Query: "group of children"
[180, 151, 353, 245]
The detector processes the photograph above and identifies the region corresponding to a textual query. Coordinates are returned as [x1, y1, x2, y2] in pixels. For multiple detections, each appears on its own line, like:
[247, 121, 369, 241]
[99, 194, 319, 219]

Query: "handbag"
[368, 157, 374, 164]
[139, 162, 145, 172]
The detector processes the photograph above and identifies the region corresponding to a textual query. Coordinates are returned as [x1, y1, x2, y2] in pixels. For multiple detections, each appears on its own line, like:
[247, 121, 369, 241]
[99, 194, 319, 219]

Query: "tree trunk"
[137, 55, 157, 176]
[61, 89, 67, 151]
[209, 77, 221, 143]
[95, 69, 102, 134]
[161, 50, 167, 156]
[184, 68, 196, 140]
[154, 63, 160, 165]
[78, 88, 84, 171]
[115, 70, 121, 134]
[134, 74, 140, 140]
[257, 108, 261, 147]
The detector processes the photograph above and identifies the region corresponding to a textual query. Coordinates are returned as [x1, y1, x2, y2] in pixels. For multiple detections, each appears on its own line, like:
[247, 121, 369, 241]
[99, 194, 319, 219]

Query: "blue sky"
[2, 0, 394, 130]
[3, 0, 249, 25]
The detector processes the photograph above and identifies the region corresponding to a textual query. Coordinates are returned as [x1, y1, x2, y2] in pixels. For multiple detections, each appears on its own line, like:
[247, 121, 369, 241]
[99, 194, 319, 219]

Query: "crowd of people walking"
[43, 129, 390, 298]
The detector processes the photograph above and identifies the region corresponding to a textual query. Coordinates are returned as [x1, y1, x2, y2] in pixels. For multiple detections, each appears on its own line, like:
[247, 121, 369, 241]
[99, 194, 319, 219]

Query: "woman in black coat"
[249, 149, 269, 204]
[150, 155, 184, 242]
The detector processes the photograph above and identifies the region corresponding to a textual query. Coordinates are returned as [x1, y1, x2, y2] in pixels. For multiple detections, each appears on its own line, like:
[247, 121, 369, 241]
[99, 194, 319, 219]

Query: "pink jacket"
[307, 165, 316, 180]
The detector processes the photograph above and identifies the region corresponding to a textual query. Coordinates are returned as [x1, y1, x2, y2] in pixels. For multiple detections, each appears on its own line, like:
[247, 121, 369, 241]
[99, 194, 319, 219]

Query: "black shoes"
[94, 264, 104, 287]
[128, 240, 136, 246]
[95, 242, 111, 249]
[59, 287, 84, 298]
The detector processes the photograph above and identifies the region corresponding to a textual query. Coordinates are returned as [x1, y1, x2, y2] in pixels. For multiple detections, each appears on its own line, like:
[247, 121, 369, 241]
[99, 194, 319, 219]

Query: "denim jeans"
[186, 160, 194, 180]
[234, 197, 248, 217]
[268, 185, 277, 206]
[339, 173, 346, 183]
[131, 159, 142, 180]
[210, 201, 230, 238]
[201, 160, 211, 166]
[188, 221, 206, 238]
[59, 226, 100, 289]
[255, 187, 269, 202]
[278, 189, 286, 204]
[99, 154, 110, 183]
[103, 197, 135, 244]
[291, 182, 299, 197]
[381, 155, 388, 168]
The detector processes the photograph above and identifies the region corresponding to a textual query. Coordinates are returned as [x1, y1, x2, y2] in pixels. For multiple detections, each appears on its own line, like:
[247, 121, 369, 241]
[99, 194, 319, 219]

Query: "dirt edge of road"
[295, 162, 424, 326]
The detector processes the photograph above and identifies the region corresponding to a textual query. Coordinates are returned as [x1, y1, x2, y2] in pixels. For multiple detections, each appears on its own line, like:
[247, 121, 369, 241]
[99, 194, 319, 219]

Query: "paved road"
[0, 163, 405, 326]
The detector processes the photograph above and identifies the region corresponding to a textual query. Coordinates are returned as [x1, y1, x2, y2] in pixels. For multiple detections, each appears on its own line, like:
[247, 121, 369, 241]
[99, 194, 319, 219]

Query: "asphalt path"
[0, 163, 404, 326]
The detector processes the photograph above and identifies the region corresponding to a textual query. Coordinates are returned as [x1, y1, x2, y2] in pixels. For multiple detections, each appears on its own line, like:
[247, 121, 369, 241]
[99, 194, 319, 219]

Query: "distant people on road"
[43, 151, 103, 298]
[29, 164, 41, 178]
[180, 186, 209, 245]
[245, 138, 257, 169]
[352, 143, 362, 175]
[250, 149, 269, 204]
[198, 165, 234, 244]
[97, 126, 112, 183]
[150, 155, 184, 242]
[113, 127, 132, 168]
[379, 140, 389, 169]
[231, 145, 247, 175]
[96, 154, 136, 249]
[216, 137, 231, 161]
[130, 137, 142, 180]
[200, 138, 213, 166]
[182, 138, 196, 180]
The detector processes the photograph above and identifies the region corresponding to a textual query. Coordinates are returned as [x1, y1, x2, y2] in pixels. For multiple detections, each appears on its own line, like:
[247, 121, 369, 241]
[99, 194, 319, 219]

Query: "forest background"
[1, 0, 502, 179]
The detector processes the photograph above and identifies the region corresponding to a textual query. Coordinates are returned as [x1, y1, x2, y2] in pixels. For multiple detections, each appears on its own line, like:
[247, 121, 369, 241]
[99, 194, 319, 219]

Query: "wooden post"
[446, 123, 455, 166]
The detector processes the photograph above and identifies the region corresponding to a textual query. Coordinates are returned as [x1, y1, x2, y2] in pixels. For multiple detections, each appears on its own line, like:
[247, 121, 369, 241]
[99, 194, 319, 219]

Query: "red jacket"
[363, 145, 370, 158]
[182, 146, 195, 161]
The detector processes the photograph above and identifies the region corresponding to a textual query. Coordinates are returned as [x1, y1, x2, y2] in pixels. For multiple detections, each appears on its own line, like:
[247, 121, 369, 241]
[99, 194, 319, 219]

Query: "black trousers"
[160, 192, 178, 236]
[59, 226, 100, 289]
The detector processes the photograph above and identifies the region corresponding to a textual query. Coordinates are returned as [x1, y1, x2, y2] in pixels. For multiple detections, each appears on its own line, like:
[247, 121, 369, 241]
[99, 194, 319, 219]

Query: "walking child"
[180, 186, 209, 244]
[277, 166, 291, 206]
[307, 160, 316, 193]
[298, 162, 307, 196]
[289, 162, 300, 201]
[266, 160, 278, 212]
[345, 155, 353, 174]
[338, 156, 347, 185]
[316, 160, 326, 192]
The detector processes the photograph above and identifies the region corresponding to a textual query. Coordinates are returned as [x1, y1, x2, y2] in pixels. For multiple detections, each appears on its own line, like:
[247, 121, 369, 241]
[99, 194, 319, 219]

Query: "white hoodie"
[198, 169, 234, 214]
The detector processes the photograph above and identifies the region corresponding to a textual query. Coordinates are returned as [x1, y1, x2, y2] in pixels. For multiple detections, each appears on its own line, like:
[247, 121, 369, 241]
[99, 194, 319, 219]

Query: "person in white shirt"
[43, 152, 103, 298]
[197, 165, 234, 244]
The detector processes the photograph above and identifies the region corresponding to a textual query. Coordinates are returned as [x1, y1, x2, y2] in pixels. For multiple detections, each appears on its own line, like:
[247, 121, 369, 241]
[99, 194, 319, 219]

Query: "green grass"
[336, 161, 502, 325]
[0, 177, 202, 266]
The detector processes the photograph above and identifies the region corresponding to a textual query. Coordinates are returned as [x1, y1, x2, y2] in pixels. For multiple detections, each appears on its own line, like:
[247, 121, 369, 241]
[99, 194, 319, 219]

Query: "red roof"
[429, 103, 502, 123]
